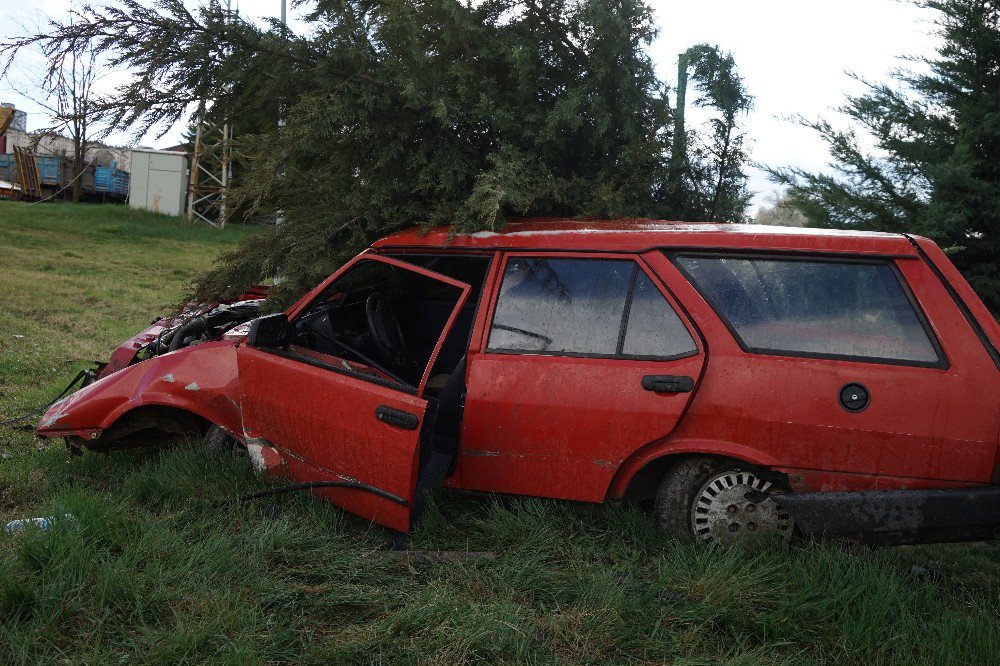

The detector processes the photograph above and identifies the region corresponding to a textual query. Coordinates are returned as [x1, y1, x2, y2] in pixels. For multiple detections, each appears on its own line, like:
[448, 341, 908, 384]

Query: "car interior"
[291, 254, 491, 387]
[290, 253, 493, 497]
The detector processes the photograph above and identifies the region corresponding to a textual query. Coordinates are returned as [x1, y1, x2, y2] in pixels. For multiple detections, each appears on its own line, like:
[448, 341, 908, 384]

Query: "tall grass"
[1, 444, 998, 663]
[1, 203, 998, 663]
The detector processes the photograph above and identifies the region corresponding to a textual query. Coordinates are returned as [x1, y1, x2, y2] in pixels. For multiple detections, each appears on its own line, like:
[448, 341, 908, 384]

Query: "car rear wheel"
[654, 457, 793, 546]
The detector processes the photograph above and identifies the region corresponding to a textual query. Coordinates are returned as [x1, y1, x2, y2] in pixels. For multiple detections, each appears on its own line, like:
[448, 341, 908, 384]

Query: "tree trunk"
[71, 142, 83, 203]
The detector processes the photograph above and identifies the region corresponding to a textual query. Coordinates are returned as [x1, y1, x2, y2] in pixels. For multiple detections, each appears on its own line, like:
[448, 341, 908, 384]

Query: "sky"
[1, 0, 939, 213]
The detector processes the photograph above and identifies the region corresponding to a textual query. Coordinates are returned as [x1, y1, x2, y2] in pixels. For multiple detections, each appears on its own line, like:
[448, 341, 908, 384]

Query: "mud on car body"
[37, 220, 1000, 545]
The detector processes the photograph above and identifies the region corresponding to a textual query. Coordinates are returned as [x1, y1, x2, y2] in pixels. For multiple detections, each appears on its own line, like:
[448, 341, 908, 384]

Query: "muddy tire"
[654, 457, 793, 546]
[203, 425, 244, 458]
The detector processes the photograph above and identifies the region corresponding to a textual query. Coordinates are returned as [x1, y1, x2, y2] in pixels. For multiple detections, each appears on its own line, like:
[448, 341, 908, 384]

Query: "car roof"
[372, 218, 919, 257]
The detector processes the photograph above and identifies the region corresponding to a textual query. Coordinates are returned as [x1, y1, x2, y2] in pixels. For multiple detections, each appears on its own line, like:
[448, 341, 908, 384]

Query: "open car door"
[236, 254, 472, 533]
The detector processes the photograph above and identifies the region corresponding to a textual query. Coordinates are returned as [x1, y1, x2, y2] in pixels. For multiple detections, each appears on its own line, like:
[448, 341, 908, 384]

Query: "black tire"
[653, 457, 793, 545]
[203, 425, 244, 458]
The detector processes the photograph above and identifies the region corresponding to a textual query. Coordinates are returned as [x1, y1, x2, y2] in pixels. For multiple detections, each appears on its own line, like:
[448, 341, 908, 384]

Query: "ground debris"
[909, 564, 943, 582]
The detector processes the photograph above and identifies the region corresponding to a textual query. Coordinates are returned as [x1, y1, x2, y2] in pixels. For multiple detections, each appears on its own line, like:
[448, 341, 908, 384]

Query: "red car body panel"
[451, 251, 706, 502]
[373, 219, 919, 257]
[910, 235, 1000, 353]
[39, 341, 245, 440]
[609, 252, 1000, 494]
[36, 219, 1000, 536]
[237, 347, 427, 533]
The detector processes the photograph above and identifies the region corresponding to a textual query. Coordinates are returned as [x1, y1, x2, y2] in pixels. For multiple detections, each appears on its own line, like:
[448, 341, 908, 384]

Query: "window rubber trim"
[904, 236, 1000, 371]
[482, 347, 701, 362]
[614, 265, 641, 355]
[667, 250, 950, 370]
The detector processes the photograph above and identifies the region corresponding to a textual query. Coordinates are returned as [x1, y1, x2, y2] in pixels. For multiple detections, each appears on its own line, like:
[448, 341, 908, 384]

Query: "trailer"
[0, 151, 130, 202]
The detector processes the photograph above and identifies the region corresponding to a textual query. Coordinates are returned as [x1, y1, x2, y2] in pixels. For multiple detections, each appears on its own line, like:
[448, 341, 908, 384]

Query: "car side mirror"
[247, 312, 289, 349]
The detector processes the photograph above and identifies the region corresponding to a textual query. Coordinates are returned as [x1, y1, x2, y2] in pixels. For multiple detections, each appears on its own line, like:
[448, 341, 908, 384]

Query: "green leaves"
[768, 0, 1000, 311]
[3, 1, 754, 305]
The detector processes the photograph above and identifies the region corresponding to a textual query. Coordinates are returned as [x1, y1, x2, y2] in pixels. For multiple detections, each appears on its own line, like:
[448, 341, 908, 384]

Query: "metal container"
[36, 156, 63, 186]
[95, 165, 130, 198]
[129, 148, 188, 216]
[0, 153, 13, 182]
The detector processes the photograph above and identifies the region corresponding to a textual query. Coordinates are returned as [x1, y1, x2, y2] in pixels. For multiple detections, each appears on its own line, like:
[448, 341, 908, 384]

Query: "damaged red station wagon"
[37, 220, 1000, 545]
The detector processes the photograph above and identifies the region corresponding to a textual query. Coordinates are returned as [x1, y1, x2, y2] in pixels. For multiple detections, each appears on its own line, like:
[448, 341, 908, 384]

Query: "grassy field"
[1, 202, 999, 664]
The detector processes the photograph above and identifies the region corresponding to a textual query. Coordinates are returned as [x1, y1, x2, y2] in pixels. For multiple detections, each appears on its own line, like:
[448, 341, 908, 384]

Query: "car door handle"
[375, 405, 419, 430]
[642, 375, 695, 393]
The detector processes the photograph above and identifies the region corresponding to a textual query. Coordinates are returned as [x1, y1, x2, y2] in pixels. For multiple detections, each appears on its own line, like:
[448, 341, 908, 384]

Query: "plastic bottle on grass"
[4, 514, 74, 533]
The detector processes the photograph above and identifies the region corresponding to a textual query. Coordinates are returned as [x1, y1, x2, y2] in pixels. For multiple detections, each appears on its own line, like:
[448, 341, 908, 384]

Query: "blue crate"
[0, 154, 12, 182]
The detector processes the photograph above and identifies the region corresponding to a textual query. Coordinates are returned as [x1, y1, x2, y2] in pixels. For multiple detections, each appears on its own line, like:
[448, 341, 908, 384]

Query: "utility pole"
[669, 51, 689, 195]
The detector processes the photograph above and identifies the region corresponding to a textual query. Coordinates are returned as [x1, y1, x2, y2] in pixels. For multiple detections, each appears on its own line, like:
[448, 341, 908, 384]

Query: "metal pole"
[187, 100, 205, 222]
[220, 0, 233, 228]
[670, 51, 688, 195]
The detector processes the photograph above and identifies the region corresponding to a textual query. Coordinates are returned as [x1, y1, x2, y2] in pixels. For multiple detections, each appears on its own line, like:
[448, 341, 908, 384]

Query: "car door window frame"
[481, 251, 701, 361]
[266, 253, 473, 397]
[379, 250, 497, 368]
[669, 250, 949, 369]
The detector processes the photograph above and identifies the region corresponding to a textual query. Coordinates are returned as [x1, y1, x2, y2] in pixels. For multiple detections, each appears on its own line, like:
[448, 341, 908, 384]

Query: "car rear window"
[673, 254, 943, 366]
[488, 257, 696, 359]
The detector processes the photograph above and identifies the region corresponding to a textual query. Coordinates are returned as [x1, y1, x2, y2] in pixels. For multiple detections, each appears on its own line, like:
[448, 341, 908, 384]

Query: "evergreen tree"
[662, 45, 753, 223]
[3, 0, 753, 304]
[767, 0, 1000, 310]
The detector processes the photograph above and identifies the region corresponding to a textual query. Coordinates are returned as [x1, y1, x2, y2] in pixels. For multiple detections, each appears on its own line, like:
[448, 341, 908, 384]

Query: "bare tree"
[4, 22, 102, 203]
[45, 40, 101, 203]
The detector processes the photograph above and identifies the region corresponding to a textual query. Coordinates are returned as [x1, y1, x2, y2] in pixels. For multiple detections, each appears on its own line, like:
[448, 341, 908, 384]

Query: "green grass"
[1, 202, 999, 663]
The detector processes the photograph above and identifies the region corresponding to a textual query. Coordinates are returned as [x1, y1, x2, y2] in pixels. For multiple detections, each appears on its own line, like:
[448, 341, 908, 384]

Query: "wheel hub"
[691, 470, 792, 545]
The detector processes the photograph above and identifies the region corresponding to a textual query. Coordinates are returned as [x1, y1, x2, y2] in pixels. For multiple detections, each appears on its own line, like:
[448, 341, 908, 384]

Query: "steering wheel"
[365, 292, 409, 370]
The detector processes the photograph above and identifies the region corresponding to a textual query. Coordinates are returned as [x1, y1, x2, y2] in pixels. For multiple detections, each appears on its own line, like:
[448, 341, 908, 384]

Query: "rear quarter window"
[673, 254, 944, 366]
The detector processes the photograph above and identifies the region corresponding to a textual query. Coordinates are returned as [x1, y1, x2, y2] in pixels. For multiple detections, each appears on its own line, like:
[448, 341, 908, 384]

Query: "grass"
[1, 201, 999, 663]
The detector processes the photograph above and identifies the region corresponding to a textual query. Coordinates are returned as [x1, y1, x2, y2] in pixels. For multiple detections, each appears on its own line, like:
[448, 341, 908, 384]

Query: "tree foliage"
[2, 0, 753, 304]
[754, 193, 808, 227]
[767, 0, 1000, 310]
[664, 45, 753, 224]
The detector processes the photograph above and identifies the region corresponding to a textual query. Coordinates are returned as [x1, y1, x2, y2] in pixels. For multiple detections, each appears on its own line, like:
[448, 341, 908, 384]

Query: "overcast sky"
[1, 0, 939, 213]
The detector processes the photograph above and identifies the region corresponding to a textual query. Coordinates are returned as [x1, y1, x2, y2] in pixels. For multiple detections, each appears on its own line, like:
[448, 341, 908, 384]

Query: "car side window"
[622, 270, 697, 358]
[488, 257, 631, 354]
[487, 257, 697, 359]
[674, 254, 943, 366]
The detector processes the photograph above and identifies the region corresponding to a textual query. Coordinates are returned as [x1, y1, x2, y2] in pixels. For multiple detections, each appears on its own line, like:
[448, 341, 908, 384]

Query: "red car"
[36, 220, 1000, 545]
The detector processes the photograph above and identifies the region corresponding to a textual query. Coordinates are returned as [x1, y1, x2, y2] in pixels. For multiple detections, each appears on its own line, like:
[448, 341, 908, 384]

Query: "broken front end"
[36, 288, 268, 454]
